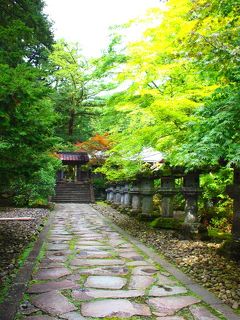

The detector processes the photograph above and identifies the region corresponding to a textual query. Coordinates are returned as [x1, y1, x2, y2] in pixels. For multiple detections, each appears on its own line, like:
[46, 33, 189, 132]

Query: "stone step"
[54, 192, 91, 194]
[52, 196, 91, 199]
[52, 195, 91, 198]
[55, 194, 90, 196]
[52, 199, 92, 203]
[53, 183, 94, 203]
[55, 190, 90, 194]
[53, 199, 91, 201]
[55, 188, 89, 192]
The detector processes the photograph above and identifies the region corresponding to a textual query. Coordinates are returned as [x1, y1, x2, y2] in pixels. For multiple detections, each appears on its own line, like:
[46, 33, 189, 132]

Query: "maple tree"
[75, 134, 110, 166]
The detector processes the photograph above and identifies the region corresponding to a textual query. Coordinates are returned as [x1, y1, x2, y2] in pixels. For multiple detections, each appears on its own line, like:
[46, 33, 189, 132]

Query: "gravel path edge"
[0, 211, 55, 320]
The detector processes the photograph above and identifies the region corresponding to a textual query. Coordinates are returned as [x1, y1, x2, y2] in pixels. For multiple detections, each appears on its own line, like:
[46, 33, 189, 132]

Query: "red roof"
[57, 152, 89, 163]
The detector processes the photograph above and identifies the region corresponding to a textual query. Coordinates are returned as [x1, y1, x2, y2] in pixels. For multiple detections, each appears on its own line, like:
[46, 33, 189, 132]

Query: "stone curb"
[93, 207, 240, 320]
[0, 211, 55, 320]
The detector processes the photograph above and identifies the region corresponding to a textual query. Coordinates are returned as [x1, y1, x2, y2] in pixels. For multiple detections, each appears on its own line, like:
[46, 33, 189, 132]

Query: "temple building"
[52, 152, 94, 203]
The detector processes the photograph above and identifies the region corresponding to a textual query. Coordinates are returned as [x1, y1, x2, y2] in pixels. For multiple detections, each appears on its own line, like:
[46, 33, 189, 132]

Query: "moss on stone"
[150, 217, 183, 230]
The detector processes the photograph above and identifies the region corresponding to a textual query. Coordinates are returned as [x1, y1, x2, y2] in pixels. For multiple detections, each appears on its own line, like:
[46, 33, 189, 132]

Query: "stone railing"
[106, 171, 202, 235]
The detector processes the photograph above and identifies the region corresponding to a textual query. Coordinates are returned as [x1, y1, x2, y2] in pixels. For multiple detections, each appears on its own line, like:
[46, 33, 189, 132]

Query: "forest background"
[0, 0, 239, 232]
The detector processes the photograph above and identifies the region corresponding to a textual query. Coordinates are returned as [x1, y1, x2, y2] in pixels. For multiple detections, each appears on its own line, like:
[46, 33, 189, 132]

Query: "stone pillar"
[57, 170, 63, 182]
[158, 176, 176, 217]
[231, 167, 240, 241]
[76, 164, 81, 181]
[112, 186, 117, 204]
[182, 172, 201, 236]
[225, 167, 240, 260]
[115, 185, 122, 205]
[108, 187, 114, 203]
[106, 188, 110, 201]
[129, 182, 141, 214]
[120, 185, 125, 206]
[123, 183, 131, 208]
[141, 178, 154, 219]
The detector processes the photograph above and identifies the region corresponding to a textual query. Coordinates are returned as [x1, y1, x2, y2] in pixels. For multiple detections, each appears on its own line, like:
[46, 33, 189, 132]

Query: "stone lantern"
[182, 172, 202, 236]
[129, 181, 142, 214]
[123, 183, 131, 208]
[140, 177, 155, 219]
[158, 176, 177, 218]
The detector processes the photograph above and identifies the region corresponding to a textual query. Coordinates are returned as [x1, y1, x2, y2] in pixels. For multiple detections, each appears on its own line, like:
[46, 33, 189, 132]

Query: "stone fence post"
[129, 181, 141, 214]
[112, 186, 117, 204]
[120, 185, 125, 206]
[115, 185, 122, 205]
[140, 178, 155, 219]
[158, 176, 176, 218]
[225, 167, 240, 260]
[182, 172, 201, 236]
[108, 187, 114, 202]
[123, 183, 131, 208]
[106, 188, 111, 202]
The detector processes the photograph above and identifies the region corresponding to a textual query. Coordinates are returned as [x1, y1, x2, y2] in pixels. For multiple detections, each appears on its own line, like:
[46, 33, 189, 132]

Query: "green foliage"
[95, 0, 239, 236]
[208, 228, 232, 241]
[0, 0, 53, 66]
[172, 86, 240, 168]
[170, 0, 240, 168]
[200, 169, 233, 226]
[49, 40, 118, 143]
[10, 155, 60, 207]
[97, 0, 218, 181]
[0, 0, 60, 206]
[150, 217, 183, 230]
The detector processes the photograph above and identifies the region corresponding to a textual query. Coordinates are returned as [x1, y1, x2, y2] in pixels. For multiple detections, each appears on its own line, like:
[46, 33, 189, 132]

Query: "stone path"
[16, 204, 229, 319]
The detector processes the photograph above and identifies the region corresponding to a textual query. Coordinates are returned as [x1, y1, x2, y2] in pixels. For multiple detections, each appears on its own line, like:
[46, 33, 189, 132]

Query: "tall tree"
[0, 0, 53, 66]
[170, 0, 240, 169]
[49, 40, 120, 143]
[97, 2, 217, 181]
[0, 0, 59, 205]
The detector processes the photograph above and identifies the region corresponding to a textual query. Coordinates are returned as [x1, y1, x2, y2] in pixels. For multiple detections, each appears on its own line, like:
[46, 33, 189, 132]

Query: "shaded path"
[14, 204, 237, 319]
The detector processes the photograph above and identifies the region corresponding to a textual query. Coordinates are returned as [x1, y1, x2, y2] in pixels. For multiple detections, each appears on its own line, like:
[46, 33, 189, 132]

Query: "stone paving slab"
[85, 275, 127, 289]
[119, 251, 145, 260]
[34, 267, 71, 280]
[25, 316, 58, 320]
[132, 265, 158, 275]
[129, 275, 155, 290]
[149, 285, 187, 296]
[31, 291, 77, 316]
[59, 312, 87, 320]
[43, 256, 66, 263]
[157, 273, 178, 285]
[75, 245, 111, 250]
[148, 296, 201, 316]
[76, 250, 113, 258]
[156, 317, 185, 320]
[81, 299, 151, 318]
[28, 280, 80, 293]
[189, 305, 220, 319]
[76, 265, 129, 276]
[47, 244, 69, 251]
[39, 262, 66, 269]
[76, 241, 105, 246]
[72, 288, 145, 300]
[126, 260, 152, 266]
[14, 203, 236, 320]
[71, 258, 124, 266]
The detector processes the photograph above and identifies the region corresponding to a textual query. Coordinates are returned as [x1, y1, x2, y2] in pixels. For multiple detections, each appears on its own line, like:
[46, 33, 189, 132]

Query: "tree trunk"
[232, 167, 240, 241]
[68, 109, 75, 136]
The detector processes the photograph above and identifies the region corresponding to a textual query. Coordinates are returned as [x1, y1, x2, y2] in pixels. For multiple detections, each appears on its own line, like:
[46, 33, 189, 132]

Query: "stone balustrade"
[105, 171, 203, 237]
[105, 166, 240, 259]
